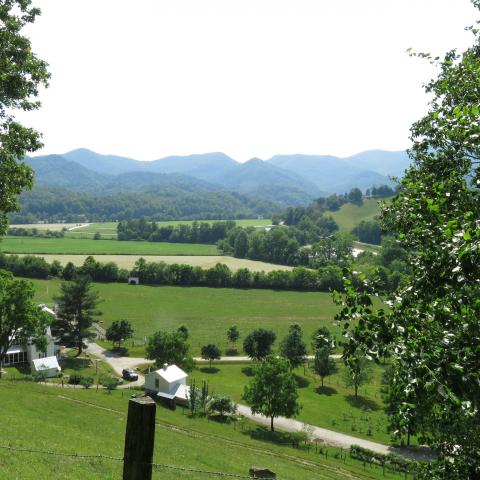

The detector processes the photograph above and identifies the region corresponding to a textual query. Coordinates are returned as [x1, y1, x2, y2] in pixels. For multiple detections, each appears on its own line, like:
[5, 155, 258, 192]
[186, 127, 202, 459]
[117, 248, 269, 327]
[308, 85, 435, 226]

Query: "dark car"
[122, 368, 138, 381]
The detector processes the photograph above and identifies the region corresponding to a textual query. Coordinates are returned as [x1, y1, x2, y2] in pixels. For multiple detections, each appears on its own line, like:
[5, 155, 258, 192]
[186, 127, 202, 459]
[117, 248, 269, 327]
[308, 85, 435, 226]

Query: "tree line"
[117, 218, 237, 244]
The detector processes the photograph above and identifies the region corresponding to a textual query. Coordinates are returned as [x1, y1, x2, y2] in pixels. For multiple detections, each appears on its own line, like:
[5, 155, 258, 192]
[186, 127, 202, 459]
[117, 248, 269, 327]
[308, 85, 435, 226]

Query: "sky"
[20, 0, 477, 162]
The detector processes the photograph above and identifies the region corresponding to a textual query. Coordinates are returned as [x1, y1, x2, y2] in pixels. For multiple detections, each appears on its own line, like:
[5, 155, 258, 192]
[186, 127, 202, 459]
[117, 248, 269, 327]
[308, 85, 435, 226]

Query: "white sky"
[20, 0, 477, 161]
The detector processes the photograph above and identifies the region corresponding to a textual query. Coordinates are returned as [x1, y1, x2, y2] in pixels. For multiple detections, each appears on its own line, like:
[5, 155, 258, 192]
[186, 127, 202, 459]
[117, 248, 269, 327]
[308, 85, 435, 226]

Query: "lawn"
[31, 279, 342, 356]
[0, 381, 403, 479]
[328, 199, 381, 233]
[0, 236, 218, 255]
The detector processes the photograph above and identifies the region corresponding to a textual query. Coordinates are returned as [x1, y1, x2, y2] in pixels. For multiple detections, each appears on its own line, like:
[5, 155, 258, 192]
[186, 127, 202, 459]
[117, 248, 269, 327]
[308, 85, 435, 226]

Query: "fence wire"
[0, 444, 277, 479]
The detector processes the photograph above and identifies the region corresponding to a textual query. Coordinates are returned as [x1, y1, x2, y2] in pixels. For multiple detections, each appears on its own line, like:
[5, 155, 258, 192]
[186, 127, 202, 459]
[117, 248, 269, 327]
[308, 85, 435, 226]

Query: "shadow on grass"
[243, 426, 307, 447]
[208, 414, 230, 424]
[60, 357, 92, 372]
[315, 385, 337, 396]
[345, 394, 380, 411]
[294, 375, 310, 388]
[199, 367, 220, 374]
[242, 366, 254, 377]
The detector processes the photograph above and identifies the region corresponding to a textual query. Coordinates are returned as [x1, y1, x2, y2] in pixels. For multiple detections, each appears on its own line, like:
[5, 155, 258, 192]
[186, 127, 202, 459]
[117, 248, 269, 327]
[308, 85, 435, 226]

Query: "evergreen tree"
[279, 323, 307, 369]
[53, 276, 101, 356]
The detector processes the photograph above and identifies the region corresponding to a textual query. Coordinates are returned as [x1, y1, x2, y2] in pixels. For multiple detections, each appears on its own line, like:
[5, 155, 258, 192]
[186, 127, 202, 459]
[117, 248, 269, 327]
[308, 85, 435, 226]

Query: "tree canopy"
[243, 355, 301, 431]
[336, 4, 480, 476]
[0, 0, 49, 235]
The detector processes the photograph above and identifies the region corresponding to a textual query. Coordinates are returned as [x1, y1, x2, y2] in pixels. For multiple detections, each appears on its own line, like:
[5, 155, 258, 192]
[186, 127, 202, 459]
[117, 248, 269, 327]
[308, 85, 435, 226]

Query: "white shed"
[32, 356, 61, 378]
[144, 364, 189, 405]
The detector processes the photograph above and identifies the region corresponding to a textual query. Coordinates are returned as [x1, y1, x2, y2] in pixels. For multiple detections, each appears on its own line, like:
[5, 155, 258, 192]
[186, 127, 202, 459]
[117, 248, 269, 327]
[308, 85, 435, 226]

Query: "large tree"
[0, 271, 50, 376]
[336, 3, 480, 476]
[53, 276, 101, 356]
[146, 330, 194, 372]
[105, 319, 133, 349]
[0, 1, 50, 235]
[243, 328, 276, 361]
[279, 323, 307, 369]
[243, 355, 301, 431]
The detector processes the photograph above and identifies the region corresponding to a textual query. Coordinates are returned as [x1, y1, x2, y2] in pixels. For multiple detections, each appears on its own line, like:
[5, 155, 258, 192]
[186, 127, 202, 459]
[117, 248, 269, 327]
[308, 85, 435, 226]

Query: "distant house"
[3, 305, 61, 378]
[144, 364, 189, 406]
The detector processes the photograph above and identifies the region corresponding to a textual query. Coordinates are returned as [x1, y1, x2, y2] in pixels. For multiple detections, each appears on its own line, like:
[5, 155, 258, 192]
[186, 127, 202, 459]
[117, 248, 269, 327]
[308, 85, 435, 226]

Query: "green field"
[31, 279, 341, 356]
[0, 237, 218, 256]
[328, 199, 381, 233]
[0, 381, 402, 479]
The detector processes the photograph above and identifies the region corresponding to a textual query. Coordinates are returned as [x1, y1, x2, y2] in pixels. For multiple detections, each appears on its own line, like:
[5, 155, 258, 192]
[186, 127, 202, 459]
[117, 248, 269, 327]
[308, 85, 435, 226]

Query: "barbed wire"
[0, 444, 277, 479]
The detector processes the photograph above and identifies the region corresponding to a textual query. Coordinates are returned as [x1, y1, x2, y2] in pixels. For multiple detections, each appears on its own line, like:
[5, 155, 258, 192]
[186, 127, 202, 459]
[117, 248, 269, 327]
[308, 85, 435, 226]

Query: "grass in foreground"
[1, 236, 218, 255]
[31, 279, 342, 356]
[0, 381, 403, 479]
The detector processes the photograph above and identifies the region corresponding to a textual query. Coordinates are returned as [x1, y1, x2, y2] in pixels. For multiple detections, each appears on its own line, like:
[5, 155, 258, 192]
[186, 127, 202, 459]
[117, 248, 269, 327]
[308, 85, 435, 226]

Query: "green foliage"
[243, 328, 276, 361]
[349, 445, 417, 474]
[311, 326, 335, 351]
[146, 330, 194, 372]
[80, 376, 94, 389]
[279, 323, 307, 369]
[313, 347, 338, 387]
[337, 7, 480, 477]
[207, 394, 237, 417]
[105, 319, 133, 348]
[0, 0, 49, 235]
[227, 325, 240, 347]
[201, 344, 221, 368]
[53, 276, 102, 355]
[351, 220, 382, 245]
[0, 270, 51, 370]
[243, 355, 301, 431]
[342, 352, 373, 398]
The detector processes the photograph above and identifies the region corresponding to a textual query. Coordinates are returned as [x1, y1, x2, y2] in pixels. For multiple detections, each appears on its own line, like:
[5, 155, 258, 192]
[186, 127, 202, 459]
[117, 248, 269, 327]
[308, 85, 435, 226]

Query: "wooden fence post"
[123, 396, 156, 480]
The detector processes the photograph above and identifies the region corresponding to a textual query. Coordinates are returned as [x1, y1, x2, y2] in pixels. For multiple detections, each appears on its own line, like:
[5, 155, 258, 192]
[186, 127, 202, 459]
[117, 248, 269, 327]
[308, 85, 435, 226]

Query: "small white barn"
[144, 364, 189, 406]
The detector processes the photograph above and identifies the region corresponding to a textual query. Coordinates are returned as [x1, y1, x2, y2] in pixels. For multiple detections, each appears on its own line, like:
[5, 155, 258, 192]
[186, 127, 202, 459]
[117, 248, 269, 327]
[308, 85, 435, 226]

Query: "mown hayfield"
[189, 361, 392, 445]
[9, 222, 90, 231]
[327, 199, 381, 233]
[31, 279, 340, 356]
[16, 253, 292, 272]
[0, 382, 401, 480]
[0, 236, 218, 255]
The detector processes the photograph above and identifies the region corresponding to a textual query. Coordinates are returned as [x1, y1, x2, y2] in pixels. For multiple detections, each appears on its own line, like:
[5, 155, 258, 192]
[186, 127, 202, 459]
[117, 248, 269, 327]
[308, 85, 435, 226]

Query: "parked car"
[122, 368, 138, 381]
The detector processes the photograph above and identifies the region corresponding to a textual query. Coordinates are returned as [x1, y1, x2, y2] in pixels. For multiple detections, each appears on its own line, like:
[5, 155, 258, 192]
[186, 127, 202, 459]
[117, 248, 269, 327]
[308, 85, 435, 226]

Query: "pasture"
[31, 279, 341, 356]
[15, 253, 293, 272]
[0, 237, 218, 255]
[0, 382, 401, 480]
[328, 198, 381, 233]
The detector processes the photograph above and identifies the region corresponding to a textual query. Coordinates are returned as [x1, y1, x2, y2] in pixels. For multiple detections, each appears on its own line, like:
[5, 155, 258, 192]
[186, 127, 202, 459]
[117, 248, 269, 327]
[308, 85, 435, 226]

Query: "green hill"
[0, 382, 401, 479]
[327, 198, 381, 233]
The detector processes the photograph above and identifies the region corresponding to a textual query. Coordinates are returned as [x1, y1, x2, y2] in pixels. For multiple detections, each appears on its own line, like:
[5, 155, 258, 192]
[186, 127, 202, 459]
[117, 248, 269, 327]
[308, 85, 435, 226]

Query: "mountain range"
[26, 148, 411, 206]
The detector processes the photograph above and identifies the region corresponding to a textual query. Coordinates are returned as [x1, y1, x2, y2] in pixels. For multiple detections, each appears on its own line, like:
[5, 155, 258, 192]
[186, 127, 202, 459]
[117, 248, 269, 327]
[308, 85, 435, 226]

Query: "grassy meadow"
[0, 381, 403, 480]
[31, 279, 341, 356]
[189, 361, 392, 445]
[328, 198, 381, 233]
[0, 236, 218, 255]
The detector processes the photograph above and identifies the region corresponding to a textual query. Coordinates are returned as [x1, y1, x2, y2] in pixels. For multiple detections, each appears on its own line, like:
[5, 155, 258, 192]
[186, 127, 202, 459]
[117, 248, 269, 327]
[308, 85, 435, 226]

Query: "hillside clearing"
[327, 199, 381, 232]
[15, 253, 293, 272]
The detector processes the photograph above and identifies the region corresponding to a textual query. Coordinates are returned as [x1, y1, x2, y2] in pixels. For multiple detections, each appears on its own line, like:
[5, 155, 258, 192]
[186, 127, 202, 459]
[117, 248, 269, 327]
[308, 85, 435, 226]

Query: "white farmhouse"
[144, 364, 189, 406]
[3, 305, 61, 378]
